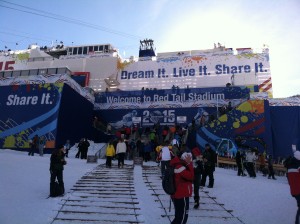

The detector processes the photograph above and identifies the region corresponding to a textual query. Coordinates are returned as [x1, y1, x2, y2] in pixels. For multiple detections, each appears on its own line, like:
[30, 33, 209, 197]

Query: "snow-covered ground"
[0, 147, 296, 224]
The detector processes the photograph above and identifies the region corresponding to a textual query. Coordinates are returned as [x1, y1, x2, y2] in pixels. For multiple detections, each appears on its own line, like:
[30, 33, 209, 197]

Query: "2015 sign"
[0, 61, 15, 71]
[142, 109, 175, 124]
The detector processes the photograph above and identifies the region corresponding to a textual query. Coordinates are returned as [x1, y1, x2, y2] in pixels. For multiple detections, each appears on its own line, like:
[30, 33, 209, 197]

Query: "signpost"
[87, 155, 98, 163]
[133, 157, 143, 166]
[177, 116, 187, 124]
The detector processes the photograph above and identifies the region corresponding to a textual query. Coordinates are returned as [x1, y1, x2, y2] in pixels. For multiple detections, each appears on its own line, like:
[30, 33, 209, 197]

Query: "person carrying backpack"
[169, 152, 194, 224]
[160, 141, 174, 178]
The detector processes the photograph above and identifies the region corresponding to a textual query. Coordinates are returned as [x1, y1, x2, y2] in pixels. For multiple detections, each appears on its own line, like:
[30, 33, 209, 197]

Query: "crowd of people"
[100, 122, 217, 224]
[39, 120, 300, 224]
[28, 134, 46, 157]
[75, 138, 90, 159]
[234, 149, 280, 180]
[102, 121, 295, 223]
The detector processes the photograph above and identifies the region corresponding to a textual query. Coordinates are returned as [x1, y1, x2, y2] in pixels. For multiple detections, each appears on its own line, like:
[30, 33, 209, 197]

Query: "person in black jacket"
[192, 147, 203, 209]
[186, 120, 197, 150]
[200, 144, 217, 188]
[81, 138, 90, 159]
[28, 135, 39, 156]
[50, 145, 66, 197]
[76, 138, 90, 159]
[236, 151, 246, 176]
[267, 155, 276, 180]
[75, 138, 84, 158]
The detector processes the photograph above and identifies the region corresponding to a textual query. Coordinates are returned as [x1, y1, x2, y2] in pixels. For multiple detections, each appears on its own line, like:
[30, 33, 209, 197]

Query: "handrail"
[95, 143, 108, 159]
[217, 156, 286, 176]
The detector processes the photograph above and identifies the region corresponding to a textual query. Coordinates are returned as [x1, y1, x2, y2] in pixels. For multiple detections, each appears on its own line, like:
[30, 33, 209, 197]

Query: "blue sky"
[0, 0, 299, 98]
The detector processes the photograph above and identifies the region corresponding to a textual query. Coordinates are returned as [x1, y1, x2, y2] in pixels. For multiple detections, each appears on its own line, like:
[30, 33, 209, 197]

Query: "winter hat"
[292, 144, 297, 153]
[192, 147, 201, 156]
[58, 145, 65, 150]
[181, 152, 192, 160]
[294, 151, 300, 160]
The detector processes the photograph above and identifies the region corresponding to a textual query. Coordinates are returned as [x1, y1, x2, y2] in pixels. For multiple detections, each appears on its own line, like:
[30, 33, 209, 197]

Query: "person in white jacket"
[116, 138, 127, 168]
[160, 141, 173, 178]
[245, 150, 257, 177]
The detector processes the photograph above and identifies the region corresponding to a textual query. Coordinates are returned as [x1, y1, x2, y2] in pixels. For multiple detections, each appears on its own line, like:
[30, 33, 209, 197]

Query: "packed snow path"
[51, 162, 244, 224]
[52, 164, 142, 224]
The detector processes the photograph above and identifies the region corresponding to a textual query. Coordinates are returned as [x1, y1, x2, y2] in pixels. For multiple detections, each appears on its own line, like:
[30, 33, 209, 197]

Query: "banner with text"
[0, 83, 63, 148]
[95, 86, 254, 110]
[117, 51, 270, 93]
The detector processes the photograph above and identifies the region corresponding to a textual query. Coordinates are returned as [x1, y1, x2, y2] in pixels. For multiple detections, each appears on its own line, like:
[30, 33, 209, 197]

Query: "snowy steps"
[142, 165, 243, 224]
[52, 164, 143, 224]
[51, 163, 243, 224]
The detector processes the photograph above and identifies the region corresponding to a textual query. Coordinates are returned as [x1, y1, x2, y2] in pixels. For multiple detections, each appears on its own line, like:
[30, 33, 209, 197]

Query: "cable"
[0, 1, 144, 39]
[0, 31, 51, 43]
[0, 26, 57, 41]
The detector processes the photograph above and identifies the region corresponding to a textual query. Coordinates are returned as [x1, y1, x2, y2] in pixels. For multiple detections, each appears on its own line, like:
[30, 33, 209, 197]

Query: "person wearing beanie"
[192, 147, 203, 209]
[200, 143, 217, 188]
[286, 148, 300, 224]
[169, 152, 194, 224]
[295, 151, 300, 160]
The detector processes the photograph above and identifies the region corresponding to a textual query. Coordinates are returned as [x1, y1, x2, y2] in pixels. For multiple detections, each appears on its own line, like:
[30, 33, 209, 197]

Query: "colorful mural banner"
[117, 49, 271, 95]
[0, 74, 95, 103]
[0, 83, 63, 148]
[197, 100, 268, 151]
[95, 99, 270, 154]
[268, 97, 300, 106]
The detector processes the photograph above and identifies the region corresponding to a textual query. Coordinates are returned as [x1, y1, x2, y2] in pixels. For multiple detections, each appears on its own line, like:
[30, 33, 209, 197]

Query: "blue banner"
[0, 83, 63, 148]
[95, 86, 254, 110]
[95, 99, 269, 154]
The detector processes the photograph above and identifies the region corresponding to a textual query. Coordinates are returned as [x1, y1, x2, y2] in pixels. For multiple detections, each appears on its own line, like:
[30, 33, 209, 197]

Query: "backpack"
[162, 166, 176, 195]
[50, 182, 63, 197]
[172, 145, 179, 157]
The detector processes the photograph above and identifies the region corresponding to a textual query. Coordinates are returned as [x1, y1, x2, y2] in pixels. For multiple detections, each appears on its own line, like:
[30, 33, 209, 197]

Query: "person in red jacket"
[287, 149, 300, 224]
[170, 152, 194, 224]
